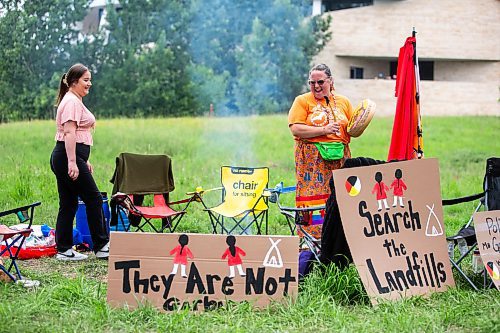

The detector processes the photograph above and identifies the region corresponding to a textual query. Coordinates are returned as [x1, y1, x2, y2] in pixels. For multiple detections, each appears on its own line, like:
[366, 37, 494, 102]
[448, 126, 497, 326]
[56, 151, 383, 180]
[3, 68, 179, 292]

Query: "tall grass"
[0, 115, 497, 234]
[0, 115, 499, 332]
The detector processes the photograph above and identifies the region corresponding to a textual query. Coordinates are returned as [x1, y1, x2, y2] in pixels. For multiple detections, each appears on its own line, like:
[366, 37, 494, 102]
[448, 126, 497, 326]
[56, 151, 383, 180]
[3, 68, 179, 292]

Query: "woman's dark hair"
[55, 63, 89, 106]
[395, 168, 402, 179]
[309, 63, 332, 78]
[178, 234, 189, 255]
[226, 235, 236, 257]
[375, 171, 382, 183]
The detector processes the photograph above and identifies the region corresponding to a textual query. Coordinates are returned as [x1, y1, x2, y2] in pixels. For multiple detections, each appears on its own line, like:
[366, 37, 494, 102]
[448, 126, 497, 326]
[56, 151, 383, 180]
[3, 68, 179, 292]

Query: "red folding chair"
[112, 193, 191, 233]
[110, 153, 194, 233]
[0, 202, 41, 286]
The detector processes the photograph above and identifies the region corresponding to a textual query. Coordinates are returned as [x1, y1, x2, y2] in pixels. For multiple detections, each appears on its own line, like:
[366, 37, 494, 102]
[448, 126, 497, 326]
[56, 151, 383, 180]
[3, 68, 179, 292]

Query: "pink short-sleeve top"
[55, 92, 95, 146]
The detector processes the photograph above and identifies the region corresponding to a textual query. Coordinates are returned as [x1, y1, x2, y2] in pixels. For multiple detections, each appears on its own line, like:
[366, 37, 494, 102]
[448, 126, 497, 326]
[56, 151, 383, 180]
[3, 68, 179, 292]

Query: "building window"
[390, 60, 434, 81]
[419, 61, 434, 80]
[350, 66, 364, 79]
[390, 61, 397, 78]
[323, 0, 373, 12]
[98, 8, 104, 22]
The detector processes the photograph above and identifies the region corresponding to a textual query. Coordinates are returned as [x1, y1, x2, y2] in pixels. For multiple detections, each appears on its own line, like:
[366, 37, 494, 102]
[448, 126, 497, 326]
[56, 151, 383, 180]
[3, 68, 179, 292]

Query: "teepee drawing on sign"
[263, 238, 283, 268]
[425, 204, 443, 236]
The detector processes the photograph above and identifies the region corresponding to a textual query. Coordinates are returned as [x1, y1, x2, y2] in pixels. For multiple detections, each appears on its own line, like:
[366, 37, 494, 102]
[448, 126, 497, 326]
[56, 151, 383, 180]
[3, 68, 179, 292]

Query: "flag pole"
[412, 27, 423, 158]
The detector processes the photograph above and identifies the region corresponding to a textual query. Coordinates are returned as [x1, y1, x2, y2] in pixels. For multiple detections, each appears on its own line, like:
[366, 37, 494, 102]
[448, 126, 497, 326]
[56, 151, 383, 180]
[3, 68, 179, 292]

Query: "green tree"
[0, 0, 87, 122]
[90, 0, 196, 117]
[235, 0, 332, 114]
[188, 0, 271, 115]
[188, 0, 331, 115]
[187, 64, 230, 116]
[0, 0, 331, 120]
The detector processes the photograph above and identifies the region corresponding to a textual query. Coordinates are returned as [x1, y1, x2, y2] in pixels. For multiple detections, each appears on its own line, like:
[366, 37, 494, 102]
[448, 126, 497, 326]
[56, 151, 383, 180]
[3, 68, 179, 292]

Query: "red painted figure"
[221, 235, 246, 278]
[372, 171, 390, 211]
[169, 234, 193, 278]
[390, 168, 407, 208]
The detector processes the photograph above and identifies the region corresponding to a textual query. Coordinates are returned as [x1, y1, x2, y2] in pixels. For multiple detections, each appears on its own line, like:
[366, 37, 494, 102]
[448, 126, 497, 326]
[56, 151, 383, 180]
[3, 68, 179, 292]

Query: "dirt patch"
[0, 261, 11, 282]
[18, 255, 109, 282]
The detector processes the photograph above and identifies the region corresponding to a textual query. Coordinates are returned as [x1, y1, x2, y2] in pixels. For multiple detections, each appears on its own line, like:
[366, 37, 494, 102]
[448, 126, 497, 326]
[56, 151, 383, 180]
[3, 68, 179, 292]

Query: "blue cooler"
[110, 207, 130, 232]
[75, 192, 110, 250]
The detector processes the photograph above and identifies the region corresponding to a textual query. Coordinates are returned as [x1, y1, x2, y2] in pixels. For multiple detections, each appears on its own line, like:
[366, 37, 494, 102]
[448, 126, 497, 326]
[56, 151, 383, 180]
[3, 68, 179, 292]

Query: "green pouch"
[314, 142, 345, 161]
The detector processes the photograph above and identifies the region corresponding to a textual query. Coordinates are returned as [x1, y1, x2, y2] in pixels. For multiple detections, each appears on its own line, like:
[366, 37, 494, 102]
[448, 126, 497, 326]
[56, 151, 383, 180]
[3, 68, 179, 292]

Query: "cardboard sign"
[333, 158, 455, 303]
[473, 210, 500, 289]
[107, 232, 299, 311]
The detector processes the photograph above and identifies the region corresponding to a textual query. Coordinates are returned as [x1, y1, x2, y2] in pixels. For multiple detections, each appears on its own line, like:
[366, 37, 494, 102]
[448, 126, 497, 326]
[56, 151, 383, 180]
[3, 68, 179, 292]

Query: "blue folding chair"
[268, 183, 324, 262]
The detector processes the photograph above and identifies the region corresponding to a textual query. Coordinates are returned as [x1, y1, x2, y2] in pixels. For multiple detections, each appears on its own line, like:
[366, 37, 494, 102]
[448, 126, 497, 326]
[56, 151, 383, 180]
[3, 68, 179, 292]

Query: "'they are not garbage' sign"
[107, 232, 299, 311]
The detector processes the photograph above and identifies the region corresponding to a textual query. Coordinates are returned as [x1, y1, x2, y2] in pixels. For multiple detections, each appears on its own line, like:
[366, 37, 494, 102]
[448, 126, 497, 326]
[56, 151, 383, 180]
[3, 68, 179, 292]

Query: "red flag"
[388, 35, 423, 161]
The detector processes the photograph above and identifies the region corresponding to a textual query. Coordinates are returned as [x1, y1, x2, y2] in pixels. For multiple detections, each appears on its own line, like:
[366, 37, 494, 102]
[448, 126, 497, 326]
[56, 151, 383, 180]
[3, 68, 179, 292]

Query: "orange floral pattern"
[294, 141, 351, 240]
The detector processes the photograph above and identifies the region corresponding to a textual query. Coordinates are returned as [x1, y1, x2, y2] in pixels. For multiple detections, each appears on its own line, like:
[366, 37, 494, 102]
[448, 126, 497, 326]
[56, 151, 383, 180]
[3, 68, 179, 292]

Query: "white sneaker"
[56, 249, 88, 261]
[95, 241, 110, 259]
[16, 279, 40, 288]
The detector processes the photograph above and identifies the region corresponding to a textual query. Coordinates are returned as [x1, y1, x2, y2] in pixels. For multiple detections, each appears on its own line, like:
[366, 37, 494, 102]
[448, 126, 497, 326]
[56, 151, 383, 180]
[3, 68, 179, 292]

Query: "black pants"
[50, 141, 109, 253]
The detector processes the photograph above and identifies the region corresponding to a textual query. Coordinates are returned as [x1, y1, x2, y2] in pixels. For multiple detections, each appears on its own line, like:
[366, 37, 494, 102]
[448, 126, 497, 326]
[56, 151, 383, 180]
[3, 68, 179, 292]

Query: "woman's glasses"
[308, 79, 328, 86]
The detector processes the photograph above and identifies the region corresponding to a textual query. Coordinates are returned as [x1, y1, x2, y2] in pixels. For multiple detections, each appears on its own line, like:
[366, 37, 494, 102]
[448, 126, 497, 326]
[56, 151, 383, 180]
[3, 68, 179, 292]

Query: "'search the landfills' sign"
[107, 233, 299, 311]
[473, 210, 500, 289]
[333, 158, 455, 304]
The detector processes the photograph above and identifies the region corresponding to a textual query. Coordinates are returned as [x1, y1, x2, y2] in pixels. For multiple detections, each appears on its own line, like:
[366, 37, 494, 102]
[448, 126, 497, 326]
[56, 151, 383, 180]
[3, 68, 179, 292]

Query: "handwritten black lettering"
[186, 262, 206, 294]
[360, 201, 421, 238]
[115, 260, 140, 293]
[279, 269, 296, 295]
[246, 267, 265, 295]
[366, 251, 447, 295]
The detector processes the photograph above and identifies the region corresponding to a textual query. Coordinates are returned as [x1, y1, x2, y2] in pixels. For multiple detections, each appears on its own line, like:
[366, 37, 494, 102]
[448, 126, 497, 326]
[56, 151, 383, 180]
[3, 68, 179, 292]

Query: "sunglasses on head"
[308, 79, 328, 86]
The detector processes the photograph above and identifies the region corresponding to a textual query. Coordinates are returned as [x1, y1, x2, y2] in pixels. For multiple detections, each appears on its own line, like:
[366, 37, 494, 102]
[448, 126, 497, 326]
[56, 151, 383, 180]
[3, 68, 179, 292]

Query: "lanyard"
[315, 93, 339, 122]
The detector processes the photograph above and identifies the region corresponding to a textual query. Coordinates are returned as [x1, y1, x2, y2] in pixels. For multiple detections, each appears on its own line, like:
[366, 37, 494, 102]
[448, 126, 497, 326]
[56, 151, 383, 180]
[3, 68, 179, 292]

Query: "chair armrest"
[262, 189, 271, 197]
[442, 192, 484, 206]
[279, 205, 326, 213]
[266, 183, 297, 204]
[0, 202, 41, 219]
[278, 205, 326, 226]
[186, 186, 223, 196]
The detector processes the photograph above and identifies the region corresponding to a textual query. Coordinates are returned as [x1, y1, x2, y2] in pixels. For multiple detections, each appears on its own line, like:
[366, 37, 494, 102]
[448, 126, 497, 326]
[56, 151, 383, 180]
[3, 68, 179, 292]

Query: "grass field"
[0, 115, 499, 332]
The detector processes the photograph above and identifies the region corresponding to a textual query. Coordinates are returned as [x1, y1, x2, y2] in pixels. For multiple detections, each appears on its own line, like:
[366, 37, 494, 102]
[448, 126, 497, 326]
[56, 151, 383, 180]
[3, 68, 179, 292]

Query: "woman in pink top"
[50, 63, 109, 261]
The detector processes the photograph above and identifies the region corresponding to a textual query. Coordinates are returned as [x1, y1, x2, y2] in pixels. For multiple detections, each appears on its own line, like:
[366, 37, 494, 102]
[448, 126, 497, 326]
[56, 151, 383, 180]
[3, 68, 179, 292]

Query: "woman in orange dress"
[288, 64, 354, 240]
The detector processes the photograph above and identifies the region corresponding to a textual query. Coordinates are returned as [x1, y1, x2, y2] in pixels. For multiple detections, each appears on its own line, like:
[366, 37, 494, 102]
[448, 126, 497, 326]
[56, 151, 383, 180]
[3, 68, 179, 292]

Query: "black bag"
[320, 157, 386, 269]
[485, 157, 500, 211]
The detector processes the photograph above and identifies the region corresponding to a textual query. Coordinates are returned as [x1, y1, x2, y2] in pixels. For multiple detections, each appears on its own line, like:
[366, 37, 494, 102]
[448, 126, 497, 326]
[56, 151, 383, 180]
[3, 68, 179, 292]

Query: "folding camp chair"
[0, 202, 41, 286]
[444, 157, 499, 290]
[202, 166, 269, 235]
[109, 153, 194, 233]
[269, 157, 388, 267]
[268, 183, 323, 262]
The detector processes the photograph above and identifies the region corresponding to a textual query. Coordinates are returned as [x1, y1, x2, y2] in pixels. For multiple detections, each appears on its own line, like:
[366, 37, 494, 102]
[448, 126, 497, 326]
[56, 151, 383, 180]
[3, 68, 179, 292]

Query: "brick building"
[313, 0, 499, 116]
